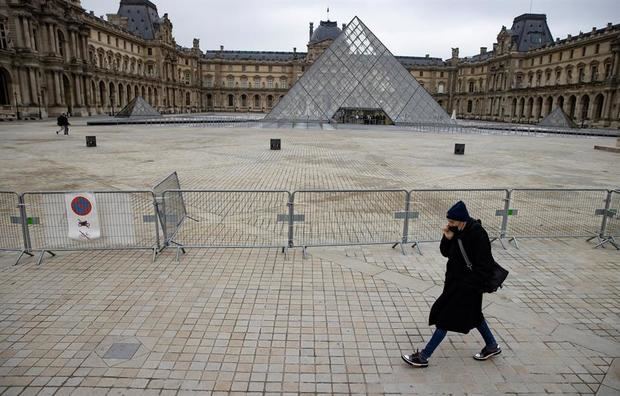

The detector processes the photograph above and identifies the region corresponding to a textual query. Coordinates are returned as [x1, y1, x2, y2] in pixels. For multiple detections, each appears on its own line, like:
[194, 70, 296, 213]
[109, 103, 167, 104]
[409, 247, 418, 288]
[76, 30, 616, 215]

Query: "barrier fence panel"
[22, 191, 160, 264]
[292, 190, 408, 248]
[606, 190, 619, 239]
[163, 190, 289, 250]
[0, 192, 30, 263]
[505, 189, 609, 239]
[152, 172, 186, 244]
[407, 189, 507, 246]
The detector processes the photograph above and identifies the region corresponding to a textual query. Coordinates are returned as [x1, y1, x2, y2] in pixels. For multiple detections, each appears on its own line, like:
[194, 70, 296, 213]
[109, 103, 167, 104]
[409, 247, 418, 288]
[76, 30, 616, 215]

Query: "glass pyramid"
[116, 96, 161, 118]
[538, 107, 577, 128]
[266, 17, 454, 126]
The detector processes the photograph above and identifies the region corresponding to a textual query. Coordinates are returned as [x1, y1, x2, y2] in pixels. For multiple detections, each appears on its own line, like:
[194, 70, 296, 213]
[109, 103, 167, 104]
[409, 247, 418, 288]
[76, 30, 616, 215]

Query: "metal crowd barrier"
[594, 189, 619, 249]
[0, 192, 33, 264]
[407, 189, 508, 253]
[22, 191, 160, 264]
[162, 190, 290, 260]
[292, 190, 409, 254]
[152, 172, 186, 248]
[505, 189, 610, 247]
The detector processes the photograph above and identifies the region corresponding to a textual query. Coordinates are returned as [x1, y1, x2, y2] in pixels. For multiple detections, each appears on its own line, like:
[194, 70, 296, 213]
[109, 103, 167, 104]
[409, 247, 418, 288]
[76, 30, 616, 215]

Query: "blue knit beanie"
[446, 200, 470, 221]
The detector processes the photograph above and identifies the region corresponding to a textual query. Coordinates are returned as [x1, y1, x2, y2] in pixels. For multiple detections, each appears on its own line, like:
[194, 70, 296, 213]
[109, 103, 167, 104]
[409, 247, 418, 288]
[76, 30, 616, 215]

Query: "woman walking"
[401, 201, 501, 367]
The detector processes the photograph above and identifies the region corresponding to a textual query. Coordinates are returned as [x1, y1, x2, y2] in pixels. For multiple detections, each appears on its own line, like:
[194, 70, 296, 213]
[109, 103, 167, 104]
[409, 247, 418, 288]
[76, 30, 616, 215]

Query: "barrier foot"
[391, 243, 399, 249]
[152, 248, 158, 263]
[593, 236, 619, 250]
[509, 237, 519, 249]
[14, 250, 33, 266]
[491, 237, 507, 250]
[411, 241, 423, 256]
[175, 247, 181, 262]
[36, 250, 46, 266]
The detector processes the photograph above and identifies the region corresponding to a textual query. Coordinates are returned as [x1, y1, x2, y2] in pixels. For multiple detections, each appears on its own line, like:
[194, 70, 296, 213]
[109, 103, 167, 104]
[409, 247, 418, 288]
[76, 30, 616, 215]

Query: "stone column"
[29, 68, 38, 105]
[14, 16, 24, 48]
[74, 75, 82, 106]
[48, 24, 56, 54]
[22, 18, 32, 50]
[54, 72, 62, 105]
[19, 69, 30, 104]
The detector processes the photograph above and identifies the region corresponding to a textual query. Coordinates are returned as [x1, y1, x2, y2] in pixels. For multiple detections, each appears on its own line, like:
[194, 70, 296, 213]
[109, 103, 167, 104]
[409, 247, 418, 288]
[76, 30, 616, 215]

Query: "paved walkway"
[0, 119, 618, 394]
[0, 237, 618, 395]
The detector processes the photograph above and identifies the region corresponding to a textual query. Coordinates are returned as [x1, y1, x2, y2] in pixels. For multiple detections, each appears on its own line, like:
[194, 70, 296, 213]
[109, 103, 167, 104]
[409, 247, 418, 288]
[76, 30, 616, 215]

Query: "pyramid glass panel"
[538, 107, 578, 128]
[116, 96, 161, 118]
[265, 16, 454, 126]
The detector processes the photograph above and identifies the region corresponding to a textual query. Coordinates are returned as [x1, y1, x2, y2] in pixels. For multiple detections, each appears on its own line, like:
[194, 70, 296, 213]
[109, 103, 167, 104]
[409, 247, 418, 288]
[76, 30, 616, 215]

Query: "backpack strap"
[457, 239, 473, 271]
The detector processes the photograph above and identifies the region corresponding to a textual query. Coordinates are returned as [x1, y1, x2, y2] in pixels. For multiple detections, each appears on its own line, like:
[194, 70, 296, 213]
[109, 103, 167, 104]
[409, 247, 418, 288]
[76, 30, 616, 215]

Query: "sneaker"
[401, 350, 429, 367]
[473, 345, 501, 360]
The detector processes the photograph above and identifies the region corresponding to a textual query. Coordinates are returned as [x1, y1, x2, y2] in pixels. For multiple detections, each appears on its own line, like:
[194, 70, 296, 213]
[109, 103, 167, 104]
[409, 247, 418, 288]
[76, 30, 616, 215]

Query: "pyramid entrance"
[333, 107, 393, 125]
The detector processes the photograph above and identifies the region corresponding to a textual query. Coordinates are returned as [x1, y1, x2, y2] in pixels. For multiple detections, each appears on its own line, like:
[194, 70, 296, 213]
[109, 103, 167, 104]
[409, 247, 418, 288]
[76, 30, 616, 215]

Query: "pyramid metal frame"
[266, 16, 454, 126]
[116, 96, 162, 118]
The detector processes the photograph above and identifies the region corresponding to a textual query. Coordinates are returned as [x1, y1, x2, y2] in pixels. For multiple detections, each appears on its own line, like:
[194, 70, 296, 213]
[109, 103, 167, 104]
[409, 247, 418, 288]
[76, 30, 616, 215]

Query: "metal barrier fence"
[163, 190, 289, 258]
[152, 172, 186, 246]
[407, 189, 507, 250]
[0, 192, 32, 264]
[505, 189, 610, 244]
[292, 190, 409, 252]
[22, 191, 160, 264]
[609, 190, 620, 238]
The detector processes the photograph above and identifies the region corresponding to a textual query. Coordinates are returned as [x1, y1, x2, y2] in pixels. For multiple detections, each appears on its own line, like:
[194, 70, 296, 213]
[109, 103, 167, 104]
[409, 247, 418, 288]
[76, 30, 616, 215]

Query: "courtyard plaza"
[0, 117, 618, 395]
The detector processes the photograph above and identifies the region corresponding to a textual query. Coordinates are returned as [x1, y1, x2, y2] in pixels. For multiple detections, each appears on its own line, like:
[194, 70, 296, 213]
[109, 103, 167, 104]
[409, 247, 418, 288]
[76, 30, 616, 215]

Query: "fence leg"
[509, 237, 519, 249]
[593, 236, 619, 250]
[14, 250, 34, 266]
[411, 241, 423, 255]
[302, 246, 308, 259]
[152, 248, 157, 263]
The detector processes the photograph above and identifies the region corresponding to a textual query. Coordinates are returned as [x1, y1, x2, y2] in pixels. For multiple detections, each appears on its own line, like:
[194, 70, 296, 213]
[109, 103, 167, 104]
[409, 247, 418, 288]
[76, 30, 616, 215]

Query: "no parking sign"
[65, 193, 101, 240]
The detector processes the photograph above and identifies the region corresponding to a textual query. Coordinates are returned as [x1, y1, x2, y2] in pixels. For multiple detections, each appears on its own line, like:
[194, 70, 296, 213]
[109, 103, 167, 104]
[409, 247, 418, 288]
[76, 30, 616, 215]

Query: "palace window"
[148, 48, 152, 55]
[242, 65, 246, 72]
[559, 51, 563, 61]
[420, 71, 424, 77]
[267, 77, 274, 88]
[468, 81, 474, 92]
[578, 67, 584, 82]
[255, 65, 259, 72]
[581, 47, 586, 56]
[240, 77, 248, 88]
[254, 77, 260, 88]
[0, 23, 9, 49]
[591, 66, 598, 81]
[227, 76, 234, 88]
[595, 43, 600, 54]
[279, 77, 287, 89]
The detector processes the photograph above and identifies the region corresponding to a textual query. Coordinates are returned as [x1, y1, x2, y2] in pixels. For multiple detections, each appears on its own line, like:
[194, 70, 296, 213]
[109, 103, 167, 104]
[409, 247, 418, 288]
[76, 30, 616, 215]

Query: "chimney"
[193, 38, 200, 49]
[342, 23, 346, 30]
[451, 47, 459, 58]
[592, 27, 596, 32]
[425, 54, 429, 58]
[220, 45, 224, 51]
[480, 47, 487, 54]
[309, 22, 314, 41]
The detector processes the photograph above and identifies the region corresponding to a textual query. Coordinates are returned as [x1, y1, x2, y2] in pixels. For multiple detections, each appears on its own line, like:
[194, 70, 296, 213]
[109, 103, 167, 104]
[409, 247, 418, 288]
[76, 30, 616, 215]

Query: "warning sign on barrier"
[65, 193, 101, 240]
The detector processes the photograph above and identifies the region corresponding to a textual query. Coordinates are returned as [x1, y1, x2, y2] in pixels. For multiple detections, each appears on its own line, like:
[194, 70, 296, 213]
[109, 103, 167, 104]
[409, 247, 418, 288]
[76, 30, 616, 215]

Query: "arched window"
[254, 95, 260, 108]
[279, 77, 288, 89]
[593, 94, 604, 121]
[227, 75, 234, 88]
[267, 95, 273, 107]
[467, 100, 472, 113]
[228, 94, 234, 107]
[206, 94, 213, 107]
[186, 92, 191, 106]
[437, 82, 445, 94]
[241, 94, 247, 107]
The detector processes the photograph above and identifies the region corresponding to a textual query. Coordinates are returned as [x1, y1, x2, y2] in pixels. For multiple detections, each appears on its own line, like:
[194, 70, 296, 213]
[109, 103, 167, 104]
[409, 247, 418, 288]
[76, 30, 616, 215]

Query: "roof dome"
[310, 20, 341, 44]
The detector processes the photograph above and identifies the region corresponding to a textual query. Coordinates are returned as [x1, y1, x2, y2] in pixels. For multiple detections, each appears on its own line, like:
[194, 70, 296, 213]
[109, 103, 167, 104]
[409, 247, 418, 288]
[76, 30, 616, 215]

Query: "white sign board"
[65, 193, 101, 240]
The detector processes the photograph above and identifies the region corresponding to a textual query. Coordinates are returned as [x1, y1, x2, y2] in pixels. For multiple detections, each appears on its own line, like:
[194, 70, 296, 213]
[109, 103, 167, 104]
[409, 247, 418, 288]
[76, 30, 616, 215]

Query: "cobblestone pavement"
[0, 120, 618, 395]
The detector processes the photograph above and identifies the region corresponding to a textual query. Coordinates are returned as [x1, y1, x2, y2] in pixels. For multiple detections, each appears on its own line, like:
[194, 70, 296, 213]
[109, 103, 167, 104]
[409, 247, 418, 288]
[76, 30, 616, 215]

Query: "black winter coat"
[428, 220, 494, 334]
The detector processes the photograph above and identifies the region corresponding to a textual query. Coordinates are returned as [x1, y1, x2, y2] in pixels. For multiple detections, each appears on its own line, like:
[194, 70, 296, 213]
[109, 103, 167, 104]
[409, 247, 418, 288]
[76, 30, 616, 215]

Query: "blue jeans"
[421, 320, 497, 359]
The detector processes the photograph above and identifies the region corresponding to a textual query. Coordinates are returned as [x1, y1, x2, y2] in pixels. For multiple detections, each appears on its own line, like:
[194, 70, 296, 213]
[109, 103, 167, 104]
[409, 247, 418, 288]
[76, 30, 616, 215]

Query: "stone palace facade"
[0, 0, 618, 128]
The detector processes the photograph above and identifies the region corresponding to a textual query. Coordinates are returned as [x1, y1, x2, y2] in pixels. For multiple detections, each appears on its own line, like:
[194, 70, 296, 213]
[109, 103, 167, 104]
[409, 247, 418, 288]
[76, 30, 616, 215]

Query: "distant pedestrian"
[401, 201, 502, 368]
[56, 113, 70, 135]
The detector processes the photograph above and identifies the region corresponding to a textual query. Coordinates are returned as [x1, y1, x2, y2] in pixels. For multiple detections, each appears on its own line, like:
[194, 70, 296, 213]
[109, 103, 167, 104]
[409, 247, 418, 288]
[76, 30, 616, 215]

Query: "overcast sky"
[81, 0, 620, 59]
